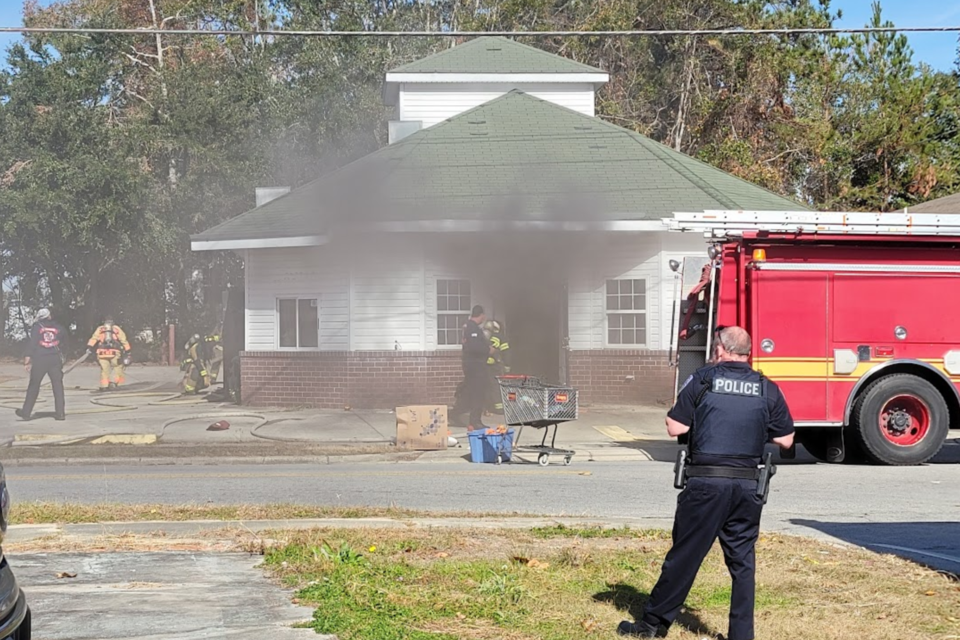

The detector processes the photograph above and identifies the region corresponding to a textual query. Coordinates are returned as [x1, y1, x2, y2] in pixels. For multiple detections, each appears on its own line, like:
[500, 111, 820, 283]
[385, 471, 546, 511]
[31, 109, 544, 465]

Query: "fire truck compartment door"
[751, 269, 829, 421]
[833, 273, 960, 344]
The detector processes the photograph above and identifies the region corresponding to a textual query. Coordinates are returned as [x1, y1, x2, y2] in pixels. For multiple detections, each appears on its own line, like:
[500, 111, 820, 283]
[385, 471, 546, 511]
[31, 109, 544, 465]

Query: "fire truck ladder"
[664, 210, 960, 237]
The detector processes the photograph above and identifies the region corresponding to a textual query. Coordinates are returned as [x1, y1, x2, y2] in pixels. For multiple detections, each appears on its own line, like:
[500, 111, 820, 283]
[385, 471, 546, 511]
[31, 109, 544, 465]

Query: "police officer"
[452, 305, 495, 430]
[618, 325, 794, 640]
[16, 308, 66, 421]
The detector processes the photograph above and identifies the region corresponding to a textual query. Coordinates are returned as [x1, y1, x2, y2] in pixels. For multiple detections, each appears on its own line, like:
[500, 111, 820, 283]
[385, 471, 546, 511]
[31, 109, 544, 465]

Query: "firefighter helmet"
[483, 320, 501, 334]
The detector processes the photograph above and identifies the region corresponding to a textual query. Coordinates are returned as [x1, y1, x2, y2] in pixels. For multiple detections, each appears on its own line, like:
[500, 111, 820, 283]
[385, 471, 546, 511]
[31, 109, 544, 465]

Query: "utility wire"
[0, 26, 959, 37]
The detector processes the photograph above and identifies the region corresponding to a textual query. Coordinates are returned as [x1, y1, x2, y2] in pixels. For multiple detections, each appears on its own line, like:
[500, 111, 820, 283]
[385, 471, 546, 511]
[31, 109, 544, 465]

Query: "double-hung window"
[437, 279, 471, 347]
[606, 279, 646, 346]
[278, 298, 319, 348]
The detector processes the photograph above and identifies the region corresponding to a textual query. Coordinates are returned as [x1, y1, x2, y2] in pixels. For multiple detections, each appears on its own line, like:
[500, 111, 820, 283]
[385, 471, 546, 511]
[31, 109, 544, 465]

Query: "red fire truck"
[666, 210, 960, 466]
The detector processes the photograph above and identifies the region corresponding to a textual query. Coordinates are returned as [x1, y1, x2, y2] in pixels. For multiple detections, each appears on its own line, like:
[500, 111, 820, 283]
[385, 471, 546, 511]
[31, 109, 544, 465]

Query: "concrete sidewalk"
[0, 363, 677, 463]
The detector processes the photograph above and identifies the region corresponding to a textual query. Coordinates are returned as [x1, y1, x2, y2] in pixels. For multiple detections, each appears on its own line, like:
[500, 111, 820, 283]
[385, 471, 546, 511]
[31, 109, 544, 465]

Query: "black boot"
[55, 413, 65, 421]
[617, 620, 663, 638]
[14, 409, 31, 421]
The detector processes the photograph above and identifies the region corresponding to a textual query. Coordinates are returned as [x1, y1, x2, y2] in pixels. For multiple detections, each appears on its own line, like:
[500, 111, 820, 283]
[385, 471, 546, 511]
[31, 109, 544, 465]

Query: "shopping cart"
[497, 375, 578, 466]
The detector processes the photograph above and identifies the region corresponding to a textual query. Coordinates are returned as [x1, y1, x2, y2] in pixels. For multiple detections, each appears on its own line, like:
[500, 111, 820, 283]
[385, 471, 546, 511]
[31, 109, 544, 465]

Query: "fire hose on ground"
[1, 357, 358, 446]
[1, 380, 316, 445]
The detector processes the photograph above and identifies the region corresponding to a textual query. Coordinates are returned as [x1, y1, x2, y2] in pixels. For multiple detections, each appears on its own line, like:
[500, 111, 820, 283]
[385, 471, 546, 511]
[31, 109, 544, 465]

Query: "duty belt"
[684, 466, 760, 480]
[674, 450, 778, 504]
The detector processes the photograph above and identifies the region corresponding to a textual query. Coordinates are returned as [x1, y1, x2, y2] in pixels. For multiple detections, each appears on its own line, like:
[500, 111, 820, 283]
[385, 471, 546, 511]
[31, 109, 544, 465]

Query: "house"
[191, 37, 806, 410]
[903, 193, 960, 213]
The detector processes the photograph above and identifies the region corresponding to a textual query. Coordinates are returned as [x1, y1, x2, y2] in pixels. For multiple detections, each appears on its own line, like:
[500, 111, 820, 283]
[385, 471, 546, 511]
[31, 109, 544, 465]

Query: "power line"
[0, 25, 959, 37]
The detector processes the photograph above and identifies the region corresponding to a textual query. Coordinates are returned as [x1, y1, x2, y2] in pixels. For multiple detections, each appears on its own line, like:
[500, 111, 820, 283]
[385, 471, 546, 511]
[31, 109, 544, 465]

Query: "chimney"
[256, 186, 291, 207]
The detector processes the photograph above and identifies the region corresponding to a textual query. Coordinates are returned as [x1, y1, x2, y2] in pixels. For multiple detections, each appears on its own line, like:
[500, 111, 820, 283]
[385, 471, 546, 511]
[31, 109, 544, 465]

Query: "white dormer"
[383, 37, 608, 143]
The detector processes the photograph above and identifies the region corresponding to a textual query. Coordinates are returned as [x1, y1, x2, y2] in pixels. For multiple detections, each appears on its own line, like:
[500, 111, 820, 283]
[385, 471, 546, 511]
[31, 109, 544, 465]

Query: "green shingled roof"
[388, 36, 603, 74]
[193, 91, 806, 243]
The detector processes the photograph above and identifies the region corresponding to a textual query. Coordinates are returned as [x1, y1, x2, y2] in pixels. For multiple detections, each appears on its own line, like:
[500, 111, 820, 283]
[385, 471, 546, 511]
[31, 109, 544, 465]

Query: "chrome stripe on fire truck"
[754, 263, 960, 274]
[793, 421, 844, 427]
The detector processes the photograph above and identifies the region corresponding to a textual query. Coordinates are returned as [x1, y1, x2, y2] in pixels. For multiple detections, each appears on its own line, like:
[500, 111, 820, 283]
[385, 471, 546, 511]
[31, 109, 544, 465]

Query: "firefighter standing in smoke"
[16, 308, 66, 421]
[484, 319, 510, 413]
[86, 315, 131, 391]
[180, 332, 222, 394]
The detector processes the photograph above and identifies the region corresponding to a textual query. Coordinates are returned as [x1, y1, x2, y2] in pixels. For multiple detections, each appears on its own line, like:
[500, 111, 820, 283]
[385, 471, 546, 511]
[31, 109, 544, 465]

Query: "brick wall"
[567, 349, 674, 405]
[240, 349, 675, 409]
[240, 350, 463, 409]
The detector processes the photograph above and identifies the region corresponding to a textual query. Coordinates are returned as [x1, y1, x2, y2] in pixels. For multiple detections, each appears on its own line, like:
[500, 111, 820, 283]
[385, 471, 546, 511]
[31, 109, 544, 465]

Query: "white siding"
[244, 246, 349, 351]
[567, 231, 706, 351]
[243, 232, 708, 354]
[398, 82, 596, 128]
[350, 239, 425, 351]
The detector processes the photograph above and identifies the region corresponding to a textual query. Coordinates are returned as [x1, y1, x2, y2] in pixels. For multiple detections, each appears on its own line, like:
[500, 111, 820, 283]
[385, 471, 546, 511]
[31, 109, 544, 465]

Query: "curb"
[12, 433, 158, 446]
[0, 441, 676, 466]
[0, 452, 424, 467]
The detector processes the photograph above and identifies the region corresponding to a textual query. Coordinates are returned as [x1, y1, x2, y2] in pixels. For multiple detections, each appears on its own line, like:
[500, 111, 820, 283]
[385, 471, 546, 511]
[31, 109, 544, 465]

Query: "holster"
[673, 449, 688, 489]
[756, 451, 777, 504]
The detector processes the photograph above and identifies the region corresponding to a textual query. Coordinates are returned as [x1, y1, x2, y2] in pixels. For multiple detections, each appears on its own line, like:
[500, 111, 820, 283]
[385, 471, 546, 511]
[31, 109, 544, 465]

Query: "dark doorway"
[483, 238, 569, 384]
[499, 278, 565, 383]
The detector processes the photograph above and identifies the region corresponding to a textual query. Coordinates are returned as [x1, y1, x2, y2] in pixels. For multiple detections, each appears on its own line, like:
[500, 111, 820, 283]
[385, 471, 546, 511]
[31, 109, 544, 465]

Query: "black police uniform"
[458, 318, 490, 429]
[628, 361, 793, 640]
[19, 320, 67, 420]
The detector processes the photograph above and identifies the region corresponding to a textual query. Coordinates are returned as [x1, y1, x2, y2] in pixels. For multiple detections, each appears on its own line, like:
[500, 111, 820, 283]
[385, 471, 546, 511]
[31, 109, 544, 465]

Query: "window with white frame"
[278, 298, 319, 348]
[606, 279, 647, 345]
[437, 279, 471, 347]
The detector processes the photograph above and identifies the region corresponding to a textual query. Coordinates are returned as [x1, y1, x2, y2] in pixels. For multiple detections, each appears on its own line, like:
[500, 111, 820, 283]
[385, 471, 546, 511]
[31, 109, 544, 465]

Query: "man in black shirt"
[458, 305, 494, 430]
[17, 308, 66, 421]
[619, 325, 794, 640]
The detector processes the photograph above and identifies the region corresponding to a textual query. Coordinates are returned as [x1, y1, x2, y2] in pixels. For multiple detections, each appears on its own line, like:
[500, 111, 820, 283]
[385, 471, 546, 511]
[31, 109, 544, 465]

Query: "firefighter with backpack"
[180, 331, 223, 394]
[86, 316, 131, 391]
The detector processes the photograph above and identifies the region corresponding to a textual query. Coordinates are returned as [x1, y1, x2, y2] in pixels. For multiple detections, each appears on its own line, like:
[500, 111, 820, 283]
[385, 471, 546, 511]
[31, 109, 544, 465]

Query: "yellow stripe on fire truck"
[753, 358, 960, 381]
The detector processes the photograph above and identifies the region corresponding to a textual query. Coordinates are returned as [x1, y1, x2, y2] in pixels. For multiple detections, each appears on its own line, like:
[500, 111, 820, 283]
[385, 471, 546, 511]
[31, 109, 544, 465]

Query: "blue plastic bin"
[467, 429, 515, 464]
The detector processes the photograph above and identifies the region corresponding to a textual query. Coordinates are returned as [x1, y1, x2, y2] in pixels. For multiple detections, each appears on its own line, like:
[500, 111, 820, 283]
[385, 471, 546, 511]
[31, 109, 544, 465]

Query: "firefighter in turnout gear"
[618, 326, 795, 640]
[86, 316, 131, 391]
[203, 332, 224, 385]
[180, 331, 223, 394]
[180, 334, 208, 394]
[483, 319, 510, 413]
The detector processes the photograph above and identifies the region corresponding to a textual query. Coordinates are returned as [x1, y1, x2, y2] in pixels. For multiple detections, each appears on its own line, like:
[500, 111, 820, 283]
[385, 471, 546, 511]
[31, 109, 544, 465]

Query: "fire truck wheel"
[854, 374, 949, 465]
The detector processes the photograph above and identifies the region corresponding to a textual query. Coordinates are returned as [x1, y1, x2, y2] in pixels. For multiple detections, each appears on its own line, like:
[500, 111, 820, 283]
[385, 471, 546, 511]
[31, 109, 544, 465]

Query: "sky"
[0, 0, 957, 71]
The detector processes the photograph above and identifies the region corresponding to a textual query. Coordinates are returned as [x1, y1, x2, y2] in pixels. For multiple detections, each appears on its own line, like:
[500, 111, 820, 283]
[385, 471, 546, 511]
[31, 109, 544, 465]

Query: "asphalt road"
[6, 442, 960, 575]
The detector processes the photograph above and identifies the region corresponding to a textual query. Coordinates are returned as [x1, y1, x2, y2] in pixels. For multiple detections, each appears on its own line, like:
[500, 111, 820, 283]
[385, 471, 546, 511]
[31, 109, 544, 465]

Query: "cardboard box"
[396, 405, 448, 451]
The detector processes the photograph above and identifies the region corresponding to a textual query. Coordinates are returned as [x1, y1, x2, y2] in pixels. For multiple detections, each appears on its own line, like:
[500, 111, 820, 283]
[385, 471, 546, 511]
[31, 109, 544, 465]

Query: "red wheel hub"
[878, 395, 930, 446]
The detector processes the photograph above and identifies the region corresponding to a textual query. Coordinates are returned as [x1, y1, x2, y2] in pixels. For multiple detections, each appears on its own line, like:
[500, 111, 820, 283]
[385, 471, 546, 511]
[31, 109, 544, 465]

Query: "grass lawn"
[262, 525, 960, 640]
[10, 503, 959, 638]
